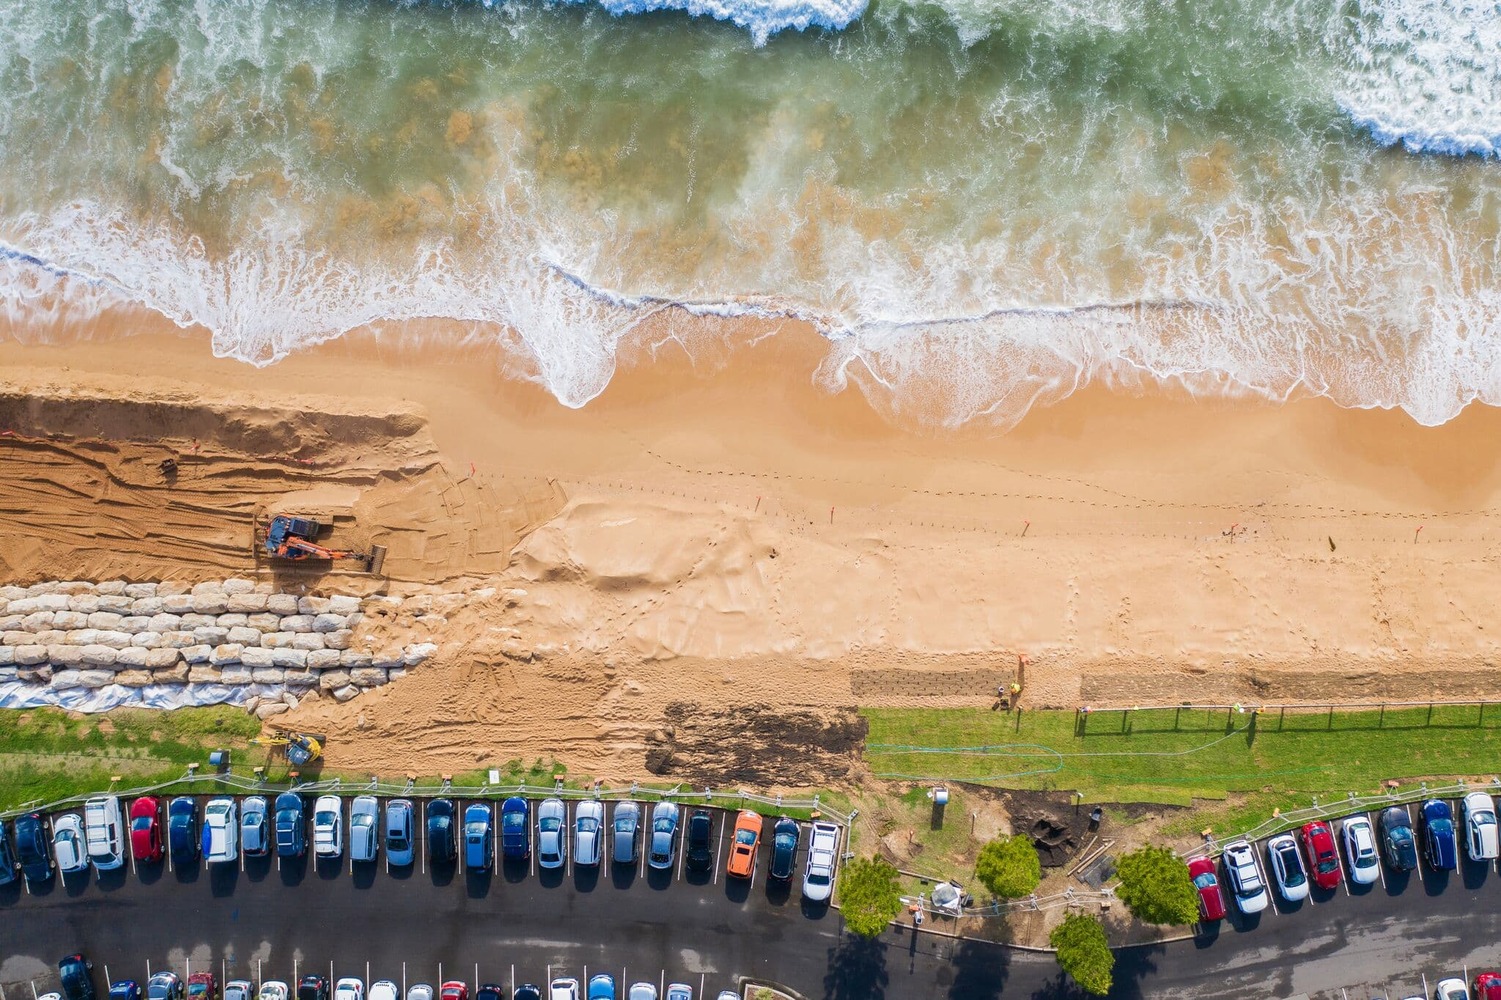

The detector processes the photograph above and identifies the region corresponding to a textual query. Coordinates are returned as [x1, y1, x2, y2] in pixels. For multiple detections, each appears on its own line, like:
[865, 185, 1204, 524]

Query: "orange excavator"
[263, 515, 387, 574]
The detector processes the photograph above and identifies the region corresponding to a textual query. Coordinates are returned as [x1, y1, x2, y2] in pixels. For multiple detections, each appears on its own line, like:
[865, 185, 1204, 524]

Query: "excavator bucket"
[367, 544, 388, 576]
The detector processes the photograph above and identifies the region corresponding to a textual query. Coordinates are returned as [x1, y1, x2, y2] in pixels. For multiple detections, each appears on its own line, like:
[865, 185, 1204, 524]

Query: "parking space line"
[699, 973, 706, 998]
[566, 800, 573, 877]
[473, 963, 478, 994]
[492, 806, 498, 872]
[456, 803, 464, 876]
[420, 801, 427, 876]
[1331, 820, 1350, 896]
[659, 972, 664, 999]
[638, 817, 646, 879]
[347, 797, 354, 876]
[1369, 811, 1387, 890]
[509, 965, 514, 998]
[713, 811, 726, 886]
[677, 814, 688, 881]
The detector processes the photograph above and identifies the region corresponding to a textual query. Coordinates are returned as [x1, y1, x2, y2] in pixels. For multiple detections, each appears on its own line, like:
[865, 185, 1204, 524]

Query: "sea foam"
[566, 0, 865, 44]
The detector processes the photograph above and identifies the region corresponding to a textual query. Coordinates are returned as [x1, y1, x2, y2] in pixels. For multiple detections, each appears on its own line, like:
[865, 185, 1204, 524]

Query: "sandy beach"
[2, 308, 1499, 780]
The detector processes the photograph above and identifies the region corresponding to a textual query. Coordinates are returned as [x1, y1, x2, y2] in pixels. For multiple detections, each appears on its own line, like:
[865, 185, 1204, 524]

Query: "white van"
[83, 796, 124, 871]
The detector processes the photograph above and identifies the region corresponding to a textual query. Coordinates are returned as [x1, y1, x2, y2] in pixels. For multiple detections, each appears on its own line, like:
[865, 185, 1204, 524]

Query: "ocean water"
[0, 0, 1498, 427]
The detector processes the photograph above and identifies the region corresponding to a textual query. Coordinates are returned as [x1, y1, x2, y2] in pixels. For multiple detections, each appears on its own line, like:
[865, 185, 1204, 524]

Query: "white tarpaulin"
[0, 681, 286, 712]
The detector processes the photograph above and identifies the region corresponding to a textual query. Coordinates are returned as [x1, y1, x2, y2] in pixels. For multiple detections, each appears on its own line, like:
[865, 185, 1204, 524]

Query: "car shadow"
[96, 866, 129, 894]
[645, 865, 674, 891]
[1384, 867, 1414, 896]
[351, 861, 378, 890]
[538, 865, 565, 890]
[683, 864, 712, 887]
[465, 867, 492, 898]
[609, 861, 637, 890]
[800, 895, 832, 921]
[1424, 868, 1453, 897]
[313, 856, 342, 881]
[764, 878, 792, 907]
[1462, 858, 1492, 890]
[26, 875, 57, 897]
[1273, 895, 1307, 916]
[429, 858, 456, 887]
[0, 880, 21, 906]
[135, 859, 165, 886]
[572, 864, 600, 893]
[723, 876, 751, 905]
[209, 862, 239, 898]
[279, 854, 308, 887]
[174, 858, 202, 885]
[501, 857, 528, 885]
[1348, 878, 1377, 897]
[62, 869, 90, 898]
[1192, 921, 1223, 948]
[244, 854, 272, 884]
[387, 860, 414, 882]
[1226, 908, 1264, 933]
[1310, 883, 1339, 904]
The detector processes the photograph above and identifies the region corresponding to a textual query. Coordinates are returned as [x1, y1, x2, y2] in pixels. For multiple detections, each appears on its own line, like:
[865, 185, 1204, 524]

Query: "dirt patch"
[646, 703, 868, 787]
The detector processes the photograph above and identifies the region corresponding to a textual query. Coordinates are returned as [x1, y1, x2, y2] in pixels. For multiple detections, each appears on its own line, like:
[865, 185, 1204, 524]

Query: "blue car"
[15, 811, 52, 883]
[501, 797, 530, 860]
[0, 816, 20, 885]
[168, 797, 199, 864]
[1423, 798, 1458, 870]
[58, 954, 95, 1000]
[586, 975, 615, 1000]
[274, 792, 305, 858]
[427, 799, 456, 864]
[385, 799, 415, 868]
[109, 982, 142, 1000]
[464, 802, 493, 871]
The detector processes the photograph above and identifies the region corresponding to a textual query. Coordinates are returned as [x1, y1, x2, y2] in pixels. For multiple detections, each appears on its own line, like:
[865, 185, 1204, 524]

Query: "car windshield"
[735, 828, 756, 845]
[505, 813, 526, 830]
[1432, 818, 1454, 834]
[467, 823, 486, 837]
[540, 817, 560, 832]
[654, 818, 674, 833]
[149, 987, 170, 999]
[579, 817, 598, 831]
[1477, 811, 1497, 825]
[1317, 858, 1339, 874]
[807, 870, 830, 885]
[614, 817, 633, 831]
[315, 811, 337, 825]
[1192, 872, 1216, 890]
[131, 817, 151, 831]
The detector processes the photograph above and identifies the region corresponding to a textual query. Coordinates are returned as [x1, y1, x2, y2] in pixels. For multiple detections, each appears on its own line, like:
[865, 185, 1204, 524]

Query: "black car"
[16, 811, 52, 883]
[476, 985, 504, 1000]
[511, 989, 541, 1000]
[0, 816, 19, 885]
[274, 793, 306, 858]
[168, 797, 199, 864]
[769, 816, 800, 881]
[1380, 805, 1419, 871]
[296, 977, 328, 1000]
[427, 798, 456, 864]
[58, 954, 96, 1000]
[685, 809, 714, 872]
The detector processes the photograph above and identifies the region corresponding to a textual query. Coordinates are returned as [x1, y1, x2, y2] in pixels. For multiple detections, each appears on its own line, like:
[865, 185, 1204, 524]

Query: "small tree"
[1050, 914, 1114, 995]
[975, 834, 1042, 899]
[1114, 845, 1198, 925]
[839, 856, 904, 937]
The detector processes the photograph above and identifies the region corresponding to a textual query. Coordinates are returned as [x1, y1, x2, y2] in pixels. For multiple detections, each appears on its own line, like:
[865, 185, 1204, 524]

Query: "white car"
[258, 983, 290, 1000]
[1221, 840, 1269, 913]
[314, 795, 344, 859]
[204, 797, 239, 864]
[1341, 816, 1380, 885]
[405, 987, 432, 1000]
[802, 821, 839, 901]
[1463, 792, 1499, 861]
[1265, 833, 1309, 902]
[369, 981, 398, 1000]
[628, 986, 658, 1000]
[549, 980, 579, 1000]
[334, 979, 364, 1000]
[225, 981, 254, 1000]
[52, 813, 89, 875]
[1435, 979, 1470, 1000]
[83, 796, 124, 871]
[574, 800, 604, 867]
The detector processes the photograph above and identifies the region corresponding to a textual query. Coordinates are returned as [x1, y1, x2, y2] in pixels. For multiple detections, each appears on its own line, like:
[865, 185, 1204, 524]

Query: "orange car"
[726, 809, 763, 879]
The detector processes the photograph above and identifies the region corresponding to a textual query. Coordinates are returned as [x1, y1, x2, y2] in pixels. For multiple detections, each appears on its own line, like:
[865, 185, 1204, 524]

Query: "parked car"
[715, 994, 737, 1000]
[727, 810, 763, 879]
[109, 982, 140, 1000]
[770, 816, 800, 881]
[802, 820, 839, 902]
[627, 987, 656, 1000]
[611, 801, 639, 866]
[586, 977, 613, 1000]
[1436, 979, 1470, 1000]
[274, 793, 306, 858]
[1265, 833, 1309, 902]
[439, 984, 467, 1000]
[385, 800, 415, 867]
[684, 809, 713, 872]
[1339, 816, 1380, 885]
[404, 987, 432, 1000]
[83, 796, 124, 871]
[664, 987, 691, 1000]
[1187, 856, 1226, 921]
[538, 798, 567, 870]
[501, 797, 529, 861]
[474, 987, 502, 1000]
[1300, 821, 1342, 889]
[296, 978, 328, 1000]
[427, 799, 456, 864]
[0, 816, 20, 885]
[58, 955, 95, 1000]
[1379, 805, 1419, 871]
[258, 984, 289, 1000]
[240, 797, 269, 858]
[129, 798, 163, 864]
[512, 988, 540, 1000]
[1464, 792, 1499, 862]
[146, 972, 183, 1000]
[1423, 798, 1459, 870]
[350, 795, 380, 863]
[575, 800, 604, 867]
[202, 798, 238, 865]
[1474, 973, 1501, 1000]
[169, 797, 199, 864]
[16, 811, 53, 882]
[547, 982, 577, 1000]
[52, 814, 89, 875]
[186, 973, 216, 1000]
[312, 795, 343, 860]
[647, 801, 679, 871]
[369, 984, 398, 1000]
[464, 802, 493, 871]
[225, 981, 253, 1000]
[333, 981, 362, 1000]
[1221, 840, 1269, 913]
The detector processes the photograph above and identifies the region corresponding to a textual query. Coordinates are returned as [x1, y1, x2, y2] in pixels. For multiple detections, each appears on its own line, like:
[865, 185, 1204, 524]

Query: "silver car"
[1341, 816, 1380, 885]
[313, 795, 343, 859]
[802, 821, 839, 901]
[350, 795, 380, 863]
[405, 987, 433, 1000]
[225, 981, 254, 1000]
[627, 987, 657, 1000]
[575, 800, 604, 867]
[258, 984, 289, 1000]
[241, 796, 269, 857]
[1265, 833, 1308, 902]
[647, 801, 679, 871]
[612, 801, 640, 865]
[538, 798, 567, 870]
[52, 814, 89, 875]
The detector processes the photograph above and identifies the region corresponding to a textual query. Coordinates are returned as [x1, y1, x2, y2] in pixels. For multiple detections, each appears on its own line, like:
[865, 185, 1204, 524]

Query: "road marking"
[509, 966, 514, 999]
[713, 811, 726, 886]
[1370, 812, 1387, 890]
[699, 974, 705, 998]
[566, 800, 573, 877]
[472, 964, 477, 994]
[677, 814, 688, 881]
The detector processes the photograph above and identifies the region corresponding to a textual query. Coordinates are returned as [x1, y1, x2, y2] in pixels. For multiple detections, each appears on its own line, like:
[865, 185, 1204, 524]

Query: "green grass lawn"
[862, 704, 1501, 806]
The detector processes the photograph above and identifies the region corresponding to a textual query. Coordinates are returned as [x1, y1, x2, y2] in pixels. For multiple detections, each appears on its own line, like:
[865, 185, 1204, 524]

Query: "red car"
[1475, 973, 1501, 1000]
[439, 984, 467, 1000]
[1187, 857, 1225, 921]
[130, 797, 163, 863]
[187, 974, 217, 1000]
[1300, 821, 1342, 890]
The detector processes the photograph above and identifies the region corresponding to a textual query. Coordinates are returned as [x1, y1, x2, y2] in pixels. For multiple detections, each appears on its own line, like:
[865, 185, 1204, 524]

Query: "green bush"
[838, 856, 904, 938]
[975, 834, 1042, 898]
[1114, 845, 1198, 925]
[1050, 914, 1114, 995]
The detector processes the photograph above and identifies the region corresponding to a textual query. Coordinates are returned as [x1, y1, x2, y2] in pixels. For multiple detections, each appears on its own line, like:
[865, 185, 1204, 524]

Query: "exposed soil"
[646, 702, 868, 787]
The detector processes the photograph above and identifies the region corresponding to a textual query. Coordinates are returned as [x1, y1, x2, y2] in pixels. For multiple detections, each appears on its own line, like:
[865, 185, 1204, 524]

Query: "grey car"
[385, 799, 415, 867]
[575, 800, 604, 867]
[648, 801, 680, 871]
[241, 797, 269, 857]
[538, 798, 567, 870]
[612, 802, 640, 865]
[350, 795, 380, 863]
